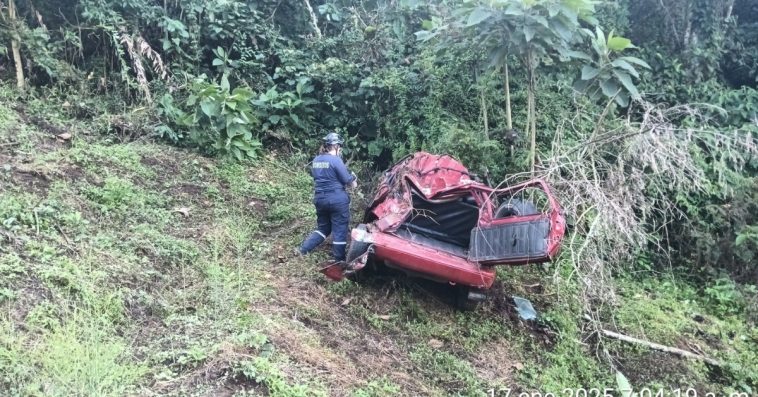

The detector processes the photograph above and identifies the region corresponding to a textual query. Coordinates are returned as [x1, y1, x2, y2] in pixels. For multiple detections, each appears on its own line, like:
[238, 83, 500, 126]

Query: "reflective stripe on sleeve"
[333, 242, 347, 245]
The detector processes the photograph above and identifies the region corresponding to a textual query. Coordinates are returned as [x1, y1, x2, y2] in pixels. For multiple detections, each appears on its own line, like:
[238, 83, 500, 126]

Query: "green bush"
[163, 76, 262, 161]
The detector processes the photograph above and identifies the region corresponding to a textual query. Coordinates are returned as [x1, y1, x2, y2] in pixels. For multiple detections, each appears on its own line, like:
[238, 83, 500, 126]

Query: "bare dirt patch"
[2, 165, 52, 195]
[12, 106, 71, 152]
[245, 198, 268, 218]
[8, 276, 53, 324]
[140, 155, 181, 177]
[471, 341, 518, 385]
[253, 271, 443, 395]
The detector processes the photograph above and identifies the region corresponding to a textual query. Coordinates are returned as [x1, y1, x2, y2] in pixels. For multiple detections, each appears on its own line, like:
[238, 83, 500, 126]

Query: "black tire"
[454, 286, 486, 311]
[346, 224, 371, 283]
[494, 198, 538, 218]
[346, 224, 371, 262]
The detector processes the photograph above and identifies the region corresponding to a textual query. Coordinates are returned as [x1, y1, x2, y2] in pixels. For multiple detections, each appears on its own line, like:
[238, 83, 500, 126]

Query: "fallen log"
[586, 316, 722, 366]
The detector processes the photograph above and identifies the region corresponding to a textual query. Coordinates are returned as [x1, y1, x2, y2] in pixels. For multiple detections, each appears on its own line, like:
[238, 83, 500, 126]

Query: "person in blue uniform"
[297, 132, 357, 262]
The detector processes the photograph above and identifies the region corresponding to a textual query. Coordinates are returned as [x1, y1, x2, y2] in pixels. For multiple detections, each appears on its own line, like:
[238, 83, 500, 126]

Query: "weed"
[85, 176, 155, 215]
[214, 161, 255, 198]
[704, 276, 749, 315]
[27, 313, 146, 396]
[522, 313, 609, 393]
[613, 277, 696, 345]
[351, 377, 402, 396]
[67, 143, 156, 179]
[0, 253, 25, 280]
[39, 256, 89, 295]
[409, 345, 487, 396]
[0, 320, 34, 395]
[0, 288, 15, 302]
[454, 312, 507, 351]
[234, 356, 326, 397]
[24, 301, 61, 330]
[23, 240, 60, 263]
[0, 193, 58, 234]
[131, 224, 200, 265]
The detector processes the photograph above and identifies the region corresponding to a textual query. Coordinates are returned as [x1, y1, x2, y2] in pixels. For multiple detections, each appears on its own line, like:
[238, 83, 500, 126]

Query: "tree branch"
[302, 0, 322, 38]
[597, 326, 722, 367]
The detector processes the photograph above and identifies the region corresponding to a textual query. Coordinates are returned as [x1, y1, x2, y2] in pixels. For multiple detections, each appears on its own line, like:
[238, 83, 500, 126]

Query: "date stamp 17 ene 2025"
[485, 388, 754, 397]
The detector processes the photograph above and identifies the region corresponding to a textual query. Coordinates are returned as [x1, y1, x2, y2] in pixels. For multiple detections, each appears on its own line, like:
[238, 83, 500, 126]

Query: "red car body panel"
[348, 152, 566, 289]
[351, 228, 497, 288]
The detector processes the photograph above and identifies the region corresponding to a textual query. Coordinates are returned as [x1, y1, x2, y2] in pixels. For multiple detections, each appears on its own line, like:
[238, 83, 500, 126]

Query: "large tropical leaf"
[616, 371, 634, 397]
[608, 35, 634, 51]
[487, 46, 509, 68]
[619, 56, 651, 69]
[572, 78, 591, 92]
[611, 58, 640, 78]
[559, 48, 592, 61]
[467, 7, 493, 27]
[600, 78, 620, 97]
[414, 30, 437, 41]
[551, 18, 573, 42]
[200, 98, 221, 118]
[614, 90, 630, 107]
[524, 25, 536, 42]
[581, 65, 601, 80]
[614, 70, 640, 99]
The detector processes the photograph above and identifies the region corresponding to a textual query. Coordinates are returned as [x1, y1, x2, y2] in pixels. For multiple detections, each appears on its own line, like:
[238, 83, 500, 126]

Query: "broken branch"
[586, 316, 722, 366]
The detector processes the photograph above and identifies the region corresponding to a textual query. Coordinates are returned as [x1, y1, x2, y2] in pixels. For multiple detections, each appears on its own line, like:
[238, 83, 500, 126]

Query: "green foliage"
[84, 176, 146, 214]
[23, 313, 145, 396]
[426, 125, 506, 177]
[0, 193, 85, 236]
[704, 276, 754, 316]
[252, 78, 317, 138]
[234, 356, 326, 397]
[525, 299, 608, 391]
[1, 2, 757, 395]
[351, 378, 402, 397]
[180, 76, 262, 161]
[573, 27, 650, 107]
[409, 346, 486, 396]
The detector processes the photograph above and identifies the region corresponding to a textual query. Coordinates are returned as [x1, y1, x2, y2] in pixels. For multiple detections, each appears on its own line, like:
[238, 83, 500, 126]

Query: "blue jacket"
[311, 154, 355, 194]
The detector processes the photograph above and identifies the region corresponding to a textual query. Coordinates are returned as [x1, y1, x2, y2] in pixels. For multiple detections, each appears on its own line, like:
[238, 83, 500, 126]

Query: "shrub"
[164, 76, 262, 161]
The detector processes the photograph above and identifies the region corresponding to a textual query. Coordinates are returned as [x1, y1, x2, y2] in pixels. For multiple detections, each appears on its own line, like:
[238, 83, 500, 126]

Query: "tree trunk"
[504, 62, 512, 130]
[303, 0, 322, 38]
[481, 83, 489, 139]
[528, 60, 536, 174]
[725, 0, 735, 21]
[8, 0, 24, 90]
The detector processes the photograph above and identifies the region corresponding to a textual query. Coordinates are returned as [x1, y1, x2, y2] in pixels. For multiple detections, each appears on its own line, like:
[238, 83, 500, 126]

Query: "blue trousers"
[299, 191, 350, 261]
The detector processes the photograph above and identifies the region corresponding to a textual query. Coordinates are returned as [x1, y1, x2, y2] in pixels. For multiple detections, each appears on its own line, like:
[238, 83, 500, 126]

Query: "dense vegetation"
[0, 0, 756, 395]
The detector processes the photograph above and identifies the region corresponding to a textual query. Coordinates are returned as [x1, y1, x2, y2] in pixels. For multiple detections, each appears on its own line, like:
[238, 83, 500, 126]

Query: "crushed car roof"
[367, 152, 487, 232]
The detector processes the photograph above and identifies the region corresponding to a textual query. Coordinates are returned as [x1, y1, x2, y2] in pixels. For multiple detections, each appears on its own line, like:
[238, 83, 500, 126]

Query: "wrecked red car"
[324, 152, 566, 306]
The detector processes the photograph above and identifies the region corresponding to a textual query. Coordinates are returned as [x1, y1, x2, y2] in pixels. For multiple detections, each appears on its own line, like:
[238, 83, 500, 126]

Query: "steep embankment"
[0, 101, 531, 396]
[1, 99, 755, 396]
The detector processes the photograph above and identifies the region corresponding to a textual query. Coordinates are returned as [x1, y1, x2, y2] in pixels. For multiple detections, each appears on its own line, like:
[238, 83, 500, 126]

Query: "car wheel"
[455, 286, 487, 311]
[494, 198, 538, 218]
[346, 224, 371, 283]
[346, 224, 371, 262]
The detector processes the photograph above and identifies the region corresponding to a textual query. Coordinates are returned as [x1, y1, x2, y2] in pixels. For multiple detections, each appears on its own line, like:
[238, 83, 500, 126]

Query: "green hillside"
[1, 94, 755, 396]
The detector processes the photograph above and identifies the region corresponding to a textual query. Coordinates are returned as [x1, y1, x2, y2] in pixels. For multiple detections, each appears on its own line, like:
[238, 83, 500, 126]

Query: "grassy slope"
[0, 97, 756, 396]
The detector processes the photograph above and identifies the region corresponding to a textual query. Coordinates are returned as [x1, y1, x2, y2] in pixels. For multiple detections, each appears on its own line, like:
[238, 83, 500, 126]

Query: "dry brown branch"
[119, 32, 168, 103]
[493, 102, 757, 309]
[596, 326, 721, 366]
